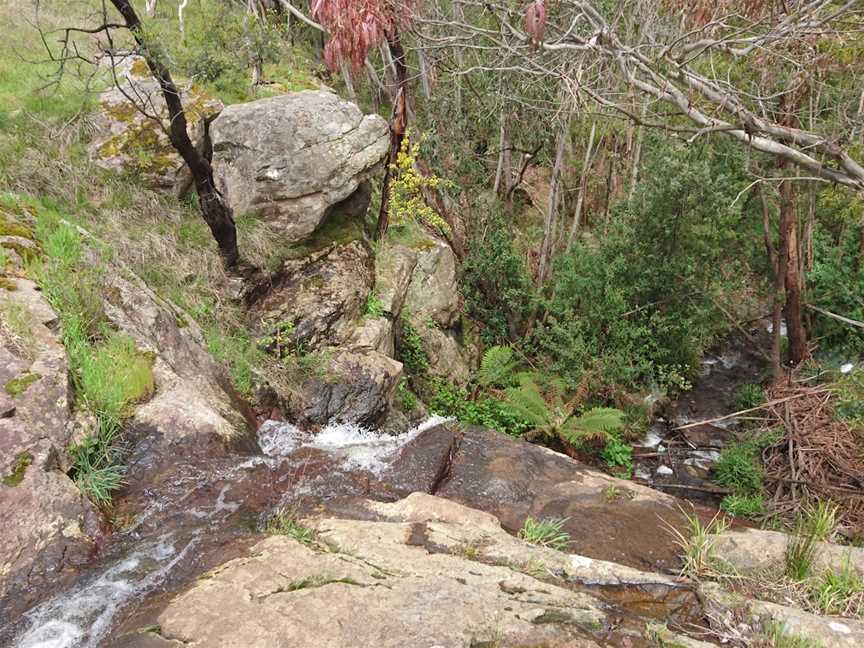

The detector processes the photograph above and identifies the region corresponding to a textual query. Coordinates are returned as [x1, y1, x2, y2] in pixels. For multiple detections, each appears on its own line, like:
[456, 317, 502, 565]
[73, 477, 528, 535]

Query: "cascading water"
[3, 415, 451, 648]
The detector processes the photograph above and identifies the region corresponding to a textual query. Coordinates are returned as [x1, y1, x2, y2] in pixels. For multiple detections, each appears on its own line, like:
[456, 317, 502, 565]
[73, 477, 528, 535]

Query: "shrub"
[734, 383, 765, 411]
[461, 209, 533, 345]
[397, 315, 429, 374]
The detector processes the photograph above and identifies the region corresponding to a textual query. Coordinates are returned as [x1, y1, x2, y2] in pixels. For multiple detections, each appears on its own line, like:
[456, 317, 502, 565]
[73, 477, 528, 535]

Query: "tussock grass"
[263, 508, 319, 546]
[518, 517, 572, 551]
[664, 509, 730, 578]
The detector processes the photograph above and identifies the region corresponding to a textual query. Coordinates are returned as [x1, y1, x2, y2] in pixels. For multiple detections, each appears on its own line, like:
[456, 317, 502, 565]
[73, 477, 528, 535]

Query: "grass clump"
[720, 493, 766, 519]
[264, 508, 319, 546]
[763, 621, 822, 648]
[518, 517, 571, 551]
[784, 503, 838, 580]
[734, 382, 765, 411]
[713, 441, 762, 494]
[665, 510, 729, 578]
[22, 200, 155, 505]
[811, 556, 864, 617]
[397, 314, 429, 374]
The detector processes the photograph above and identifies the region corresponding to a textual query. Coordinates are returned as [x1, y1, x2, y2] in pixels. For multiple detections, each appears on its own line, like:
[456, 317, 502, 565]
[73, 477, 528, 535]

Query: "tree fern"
[561, 407, 625, 445]
[503, 379, 550, 429]
[478, 345, 518, 387]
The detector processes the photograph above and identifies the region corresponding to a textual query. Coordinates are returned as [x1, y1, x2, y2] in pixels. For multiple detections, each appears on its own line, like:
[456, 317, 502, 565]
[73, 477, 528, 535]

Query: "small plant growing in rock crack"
[664, 509, 729, 578]
[364, 291, 385, 318]
[518, 517, 571, 551]
[263, 508, 318, 546]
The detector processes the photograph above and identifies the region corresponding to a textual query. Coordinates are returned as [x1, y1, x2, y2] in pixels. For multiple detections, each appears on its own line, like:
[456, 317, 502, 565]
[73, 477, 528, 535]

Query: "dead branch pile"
[761, 382, 864, 535]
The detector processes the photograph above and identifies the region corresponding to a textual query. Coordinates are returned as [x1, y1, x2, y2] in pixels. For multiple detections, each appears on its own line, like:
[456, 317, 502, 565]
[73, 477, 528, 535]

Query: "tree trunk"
[760, 189, 784, 379]
[110, 0, 240, 268]
[779, 179, 807, 364]
[566, 120, 596, 250]
[374, 30, 408, 241]
[145, 0, 158, 18]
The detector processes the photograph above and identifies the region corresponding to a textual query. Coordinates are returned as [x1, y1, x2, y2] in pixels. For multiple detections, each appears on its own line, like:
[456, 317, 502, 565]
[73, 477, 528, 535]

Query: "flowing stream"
[3, 416, 450, 648]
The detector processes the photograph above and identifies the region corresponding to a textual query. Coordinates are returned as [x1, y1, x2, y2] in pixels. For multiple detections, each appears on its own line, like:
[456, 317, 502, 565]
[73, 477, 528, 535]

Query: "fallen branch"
[672, 389, 831, 430]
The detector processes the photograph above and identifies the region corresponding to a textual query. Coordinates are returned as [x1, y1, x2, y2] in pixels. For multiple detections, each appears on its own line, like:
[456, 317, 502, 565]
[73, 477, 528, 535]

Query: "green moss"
[97, 120, 177, 175]
[2, 451, 32, 487]
[0, 209, 35, 239]
[4, 371, 40, 396]
[266, 210, 365, 270]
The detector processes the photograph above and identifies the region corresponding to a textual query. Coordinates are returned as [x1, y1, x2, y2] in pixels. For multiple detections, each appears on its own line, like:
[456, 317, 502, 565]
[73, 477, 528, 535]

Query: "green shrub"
[397, 315, 429, 374]
[397, 379, 417, 411]
[428, 378, 531, 436]
[600, 438, 633, 477]
[364, 291, 385, 318]
[461, 209, 533, 345]
[734, 383, 765, 411]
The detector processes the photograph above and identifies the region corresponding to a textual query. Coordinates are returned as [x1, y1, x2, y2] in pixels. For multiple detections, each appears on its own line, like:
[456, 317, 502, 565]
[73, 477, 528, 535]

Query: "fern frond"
[478, 345, 517, 387]
[562, 407, 625, 444]
[503, 379, 550, 428]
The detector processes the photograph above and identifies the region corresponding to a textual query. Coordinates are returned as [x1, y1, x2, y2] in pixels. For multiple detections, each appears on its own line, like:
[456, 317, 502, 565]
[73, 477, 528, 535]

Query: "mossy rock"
[2, 451, 32, 487]
[4, 372, 40, 397]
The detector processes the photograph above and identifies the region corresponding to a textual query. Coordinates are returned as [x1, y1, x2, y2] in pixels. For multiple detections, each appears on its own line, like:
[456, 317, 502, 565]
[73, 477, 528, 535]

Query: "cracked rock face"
[0, 278, 99, 617]
[210, 91, 389, 244]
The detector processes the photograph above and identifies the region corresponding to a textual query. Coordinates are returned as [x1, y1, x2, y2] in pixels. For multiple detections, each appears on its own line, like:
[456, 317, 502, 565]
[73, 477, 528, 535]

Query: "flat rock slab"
[154, 494, 706, 648]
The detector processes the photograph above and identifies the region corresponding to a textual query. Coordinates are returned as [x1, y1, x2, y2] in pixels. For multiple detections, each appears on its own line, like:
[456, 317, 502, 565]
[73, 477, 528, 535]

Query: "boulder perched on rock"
[0, 277, 99, 617]
[89, 56, 223, 194]
[210, 91, 389, 243]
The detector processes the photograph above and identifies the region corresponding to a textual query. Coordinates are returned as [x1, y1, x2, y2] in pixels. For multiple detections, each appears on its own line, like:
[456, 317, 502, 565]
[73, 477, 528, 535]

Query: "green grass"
[665, 511, 729, 578]
[764, 621, 822, 648]
[13, 196, 157, 505]
[734, 382, 765, 411]
[264, 509, 319, 546]
[811, 556, 864, 616]
[720, 493, 766, 519]
[0, 247, 8, 269]
[205, 325, 266, 396]
[517, 517, 571, 551]
[713, 441, 763, 494]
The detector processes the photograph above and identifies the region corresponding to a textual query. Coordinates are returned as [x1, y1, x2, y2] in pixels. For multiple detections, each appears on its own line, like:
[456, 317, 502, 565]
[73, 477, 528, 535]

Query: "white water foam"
[257, 415, 452, 474]
[14, 533, 199, 648]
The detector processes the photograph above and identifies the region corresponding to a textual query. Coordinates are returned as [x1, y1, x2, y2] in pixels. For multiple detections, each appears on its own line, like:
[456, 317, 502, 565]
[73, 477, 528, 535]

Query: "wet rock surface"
[438, 427, 699, 572]
[210, 90, 389, 243]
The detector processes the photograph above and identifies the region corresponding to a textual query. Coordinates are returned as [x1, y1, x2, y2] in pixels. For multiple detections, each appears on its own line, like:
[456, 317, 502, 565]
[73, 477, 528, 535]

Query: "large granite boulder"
[89, 56, 223, 194]
[375, 238, 471, 384]
[0, 277, 99, 616]
[210, 90, 389, 243]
